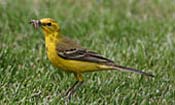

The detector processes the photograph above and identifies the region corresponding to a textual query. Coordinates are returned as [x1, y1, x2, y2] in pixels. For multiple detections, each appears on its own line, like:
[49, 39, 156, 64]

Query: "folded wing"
[57, 48, 114, 64]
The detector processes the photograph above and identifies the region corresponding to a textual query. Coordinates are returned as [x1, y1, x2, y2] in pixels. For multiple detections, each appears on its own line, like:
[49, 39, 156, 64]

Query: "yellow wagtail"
[30, 18, 154, 99]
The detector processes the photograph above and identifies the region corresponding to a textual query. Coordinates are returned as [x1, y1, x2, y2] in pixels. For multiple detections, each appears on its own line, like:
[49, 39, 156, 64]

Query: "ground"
[0, 0, 175, 104]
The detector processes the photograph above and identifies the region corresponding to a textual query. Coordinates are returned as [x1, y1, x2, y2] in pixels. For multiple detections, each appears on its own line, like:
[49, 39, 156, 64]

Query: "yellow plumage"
[30, 18, 154, 100]
[45, 29, 111, 75]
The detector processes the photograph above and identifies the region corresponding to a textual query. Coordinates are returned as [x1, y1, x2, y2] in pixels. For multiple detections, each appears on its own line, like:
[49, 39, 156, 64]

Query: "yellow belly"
[45, 35, 111, 73]
[47, 49, 102, 73]
[46, 44, 104, 73]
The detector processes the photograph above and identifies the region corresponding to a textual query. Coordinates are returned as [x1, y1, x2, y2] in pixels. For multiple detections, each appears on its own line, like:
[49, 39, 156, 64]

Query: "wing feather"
[57, 48, 114, 64]
[56, 36, 114, 64]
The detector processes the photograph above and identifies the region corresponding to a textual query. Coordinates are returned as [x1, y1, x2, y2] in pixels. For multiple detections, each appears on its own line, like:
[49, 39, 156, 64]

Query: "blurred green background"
[0, 0, 175, 104]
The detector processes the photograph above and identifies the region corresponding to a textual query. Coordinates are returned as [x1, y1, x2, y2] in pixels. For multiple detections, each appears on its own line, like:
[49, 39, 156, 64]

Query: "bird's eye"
[47, 23, 52, 26]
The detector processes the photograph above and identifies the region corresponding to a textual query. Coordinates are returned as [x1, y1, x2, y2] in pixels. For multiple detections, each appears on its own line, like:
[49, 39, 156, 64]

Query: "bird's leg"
[65, 81, 84, 100]
[65, 81, 78, 96]
[65, 73, 84, 100]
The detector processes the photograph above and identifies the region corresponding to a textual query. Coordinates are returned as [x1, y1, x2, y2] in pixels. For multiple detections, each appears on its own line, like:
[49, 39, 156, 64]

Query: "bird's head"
[30, 18, 60, 34]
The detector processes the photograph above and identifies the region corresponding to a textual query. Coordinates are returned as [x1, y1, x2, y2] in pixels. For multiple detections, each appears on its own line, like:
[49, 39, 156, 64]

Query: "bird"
[30, 18, 154, 100]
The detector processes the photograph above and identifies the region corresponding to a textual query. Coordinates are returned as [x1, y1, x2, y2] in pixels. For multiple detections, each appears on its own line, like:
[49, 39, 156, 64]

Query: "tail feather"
[112, 64, 154, 77]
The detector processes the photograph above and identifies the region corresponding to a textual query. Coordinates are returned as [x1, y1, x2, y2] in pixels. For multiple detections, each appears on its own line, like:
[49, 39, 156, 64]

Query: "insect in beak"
[29, 20, 41, 29]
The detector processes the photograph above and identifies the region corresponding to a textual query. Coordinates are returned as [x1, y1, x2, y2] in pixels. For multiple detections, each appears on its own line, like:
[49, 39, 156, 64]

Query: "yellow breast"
[45, 35, 69, 71]
[45, 34, 107, 73]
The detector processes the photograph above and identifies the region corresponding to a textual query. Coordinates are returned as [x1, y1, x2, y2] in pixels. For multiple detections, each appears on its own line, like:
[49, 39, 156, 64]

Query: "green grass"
[0, 0, 175, 104]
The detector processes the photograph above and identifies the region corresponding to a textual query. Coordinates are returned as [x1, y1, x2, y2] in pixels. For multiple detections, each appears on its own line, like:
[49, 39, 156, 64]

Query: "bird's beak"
[29, 19, 42, 29]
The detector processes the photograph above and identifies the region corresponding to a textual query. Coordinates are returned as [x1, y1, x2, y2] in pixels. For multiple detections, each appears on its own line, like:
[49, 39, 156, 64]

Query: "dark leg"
[65, 81, 79, 96]
[65, 73, 84, 102]
[65, 81, 84, 100]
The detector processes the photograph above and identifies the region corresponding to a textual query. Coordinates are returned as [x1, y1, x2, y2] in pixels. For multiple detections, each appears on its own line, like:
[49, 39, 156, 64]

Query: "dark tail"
[112, 64, 154, 77]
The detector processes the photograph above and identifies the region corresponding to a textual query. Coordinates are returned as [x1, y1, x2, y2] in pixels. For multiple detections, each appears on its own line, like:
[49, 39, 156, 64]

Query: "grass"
[0, 0, 175, 104]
